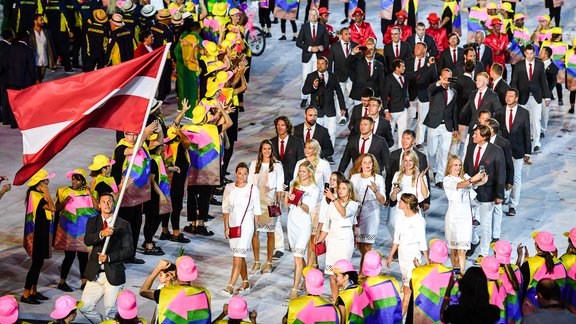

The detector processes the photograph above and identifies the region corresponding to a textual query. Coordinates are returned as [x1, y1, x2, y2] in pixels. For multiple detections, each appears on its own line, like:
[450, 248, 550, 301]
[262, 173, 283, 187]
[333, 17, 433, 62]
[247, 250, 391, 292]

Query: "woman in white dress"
[316, 179, 360, 301]
[293, 139, 331, 268]
[222, 163, 262, 296]
[385, 193, 429, 316]
[285, 160, 320, 301]
[443, 155, 486, 272]
[388, 150, 429, 238]
[247, 140, 284, 276]
[349, 153, 387, 270]
[316, 171, 347, 236]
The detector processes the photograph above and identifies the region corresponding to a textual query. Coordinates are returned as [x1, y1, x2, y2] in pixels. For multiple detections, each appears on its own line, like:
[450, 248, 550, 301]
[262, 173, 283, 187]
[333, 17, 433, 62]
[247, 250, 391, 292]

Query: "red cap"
[318, 7, 329, 15]
[491, 17, 502, 25]
[396, 10, 408, 18]
[427, 12, 441, 23]
[352, 8, 364, 17]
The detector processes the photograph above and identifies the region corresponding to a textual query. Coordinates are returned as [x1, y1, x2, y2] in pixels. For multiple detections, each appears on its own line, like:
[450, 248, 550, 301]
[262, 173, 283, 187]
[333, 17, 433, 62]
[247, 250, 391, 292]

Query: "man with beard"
[293, 107, 335, 160]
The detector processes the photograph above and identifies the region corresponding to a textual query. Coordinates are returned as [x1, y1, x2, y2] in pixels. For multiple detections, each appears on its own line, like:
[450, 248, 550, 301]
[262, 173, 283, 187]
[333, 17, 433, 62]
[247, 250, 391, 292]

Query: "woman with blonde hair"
[349, 153, 386, 272]
[285, 161, 320, 301]
[293, 139, 331, 269]
[443, 155, 486, 272]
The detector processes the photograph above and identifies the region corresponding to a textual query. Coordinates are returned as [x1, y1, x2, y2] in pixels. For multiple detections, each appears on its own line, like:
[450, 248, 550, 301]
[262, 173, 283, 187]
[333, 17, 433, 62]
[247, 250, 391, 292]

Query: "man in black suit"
[366, 97, 394, 147]
[347, 41, 386, 101]
[406, 22, 439, 58]
[302, 56, 346, 145]
[453, 47, 485, 78]
[383, 26, 412, 72]
[495, 88, 531, 217]
[489, 63, 510, 107]
[510, 44, 551, 154]
[453, 61, 477, 150]
[438, 32, 464, 74]
[347, 87, 374, 136]
[80, 193, 133, 323]
[0, 28, 14, 125]
[463, 72, 501, 132]
[474, 31, 494, 70]
[539, 46, 559, 137]
[293, 106, 335, 159]
[328, 27, 357, 124]
[296, 9, 330, 108]
[6, 31, 36, 129]
[338, 117, 390, 175]
[382, 59, 410, 145]
[270, 116, 304, 258]
[385, 129, 430, 209]
[406, 42, 437, 149]
[463, 125, 505, 263]
[425, 68, 458, 188]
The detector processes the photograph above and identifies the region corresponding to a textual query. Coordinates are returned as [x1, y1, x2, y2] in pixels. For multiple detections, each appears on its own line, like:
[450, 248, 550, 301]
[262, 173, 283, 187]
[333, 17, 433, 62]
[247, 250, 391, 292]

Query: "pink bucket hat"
[533, 231, 556, 252]
[50, 295, 83, 320]
[332, 259, 357, 274]
[227, 296, 248, 319]
[429, 239, 448, 264]
[362, 250, 382, 277]
[481, 256, 500, 280]
[0, 296, 18, 324]
[117, 290, 138, 320]
[564, 227, 576, 247]
[304, 267, 325, 295]
[176, 256, 198, 282]
[492, 240, 512, 264]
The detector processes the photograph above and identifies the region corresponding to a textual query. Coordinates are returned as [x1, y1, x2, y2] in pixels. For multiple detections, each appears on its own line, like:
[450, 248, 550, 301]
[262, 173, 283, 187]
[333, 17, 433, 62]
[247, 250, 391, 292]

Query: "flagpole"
[101, 44, 171, 257]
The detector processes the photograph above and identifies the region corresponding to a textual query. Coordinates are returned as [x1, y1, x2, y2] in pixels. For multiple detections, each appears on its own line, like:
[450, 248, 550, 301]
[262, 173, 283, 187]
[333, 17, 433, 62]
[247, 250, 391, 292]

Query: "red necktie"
[417, 58, 422, 70]
[320, 72, 325, 82]
[477, 91, 483, 110]
[306, 128, 311, 141]
[452, 49, 457, 64]
[364, 107, 368, 116]
[360, 137, 368, 154]
[444, 88, 448, 104]
[529, 63, 533, 81]
[476, 47, 480, 60]
[103, 219, 108, 229]
[399, 75, 404, 87]
[395, 44, 399, 58]
[474, 146, 482, 171]
[509, 109, 514, 131]
[280, 139, 285, 161]
[367, 61, 372, 76]
[312, 24, 316, 42]
[345, 42, 349, 56]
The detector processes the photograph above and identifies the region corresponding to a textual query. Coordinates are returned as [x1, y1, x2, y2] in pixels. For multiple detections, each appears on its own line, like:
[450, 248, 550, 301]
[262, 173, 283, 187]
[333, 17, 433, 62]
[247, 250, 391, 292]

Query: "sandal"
[221, 284, 234, 296]
[248, 262, 261, 276]
[235, 280, 251, 295]
[286, 288, 299, 301]
[261, 262, 272, 274]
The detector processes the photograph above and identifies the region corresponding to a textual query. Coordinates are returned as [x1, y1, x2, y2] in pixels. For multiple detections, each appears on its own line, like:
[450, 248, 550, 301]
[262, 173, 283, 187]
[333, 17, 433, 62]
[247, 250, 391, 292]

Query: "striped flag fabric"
[8, 45, 170, 186]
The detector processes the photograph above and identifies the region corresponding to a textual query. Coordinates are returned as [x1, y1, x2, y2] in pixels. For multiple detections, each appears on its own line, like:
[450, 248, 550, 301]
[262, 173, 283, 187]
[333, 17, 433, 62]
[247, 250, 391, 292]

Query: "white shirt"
[478, 44, 485, 60]
[435, 82, 454, 104]
[318, 70, 328, 83]
[34, 29, 47, 67]
[450, 46, 458, 63]
[490, 134, 496, 144]
[371, 115, 380, 134]
[414, 56, 425, 71]
[358, 133, 373, 153]
[366, 58, 374, 76]
[416, 34, 425, 44]
[473, 142, 487, 163]
[474, 87, 487, 109]
[393, 72, 404, 86]
[505, 105, 518, 132]
[145, 44, 153, 53]
[304, 123, 316, 139]
[393, 41, 402, 57]
[278, 135, 289, 157]
[341, 40, 351, 57]
[525, 59, 535, 80]
[543, 58, 552, 69]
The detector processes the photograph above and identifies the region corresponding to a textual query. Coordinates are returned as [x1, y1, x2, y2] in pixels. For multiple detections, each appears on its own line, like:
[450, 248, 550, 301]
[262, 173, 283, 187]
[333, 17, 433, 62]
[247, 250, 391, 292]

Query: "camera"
[448, 77, 458, 83]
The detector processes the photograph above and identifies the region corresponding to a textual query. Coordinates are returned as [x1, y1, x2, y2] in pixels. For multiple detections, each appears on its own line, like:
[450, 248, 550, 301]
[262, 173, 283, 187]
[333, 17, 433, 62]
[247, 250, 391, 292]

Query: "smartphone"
[324, 183, 330, 190]
[479, 165, 486, 174]
[358, 46, 368, 51]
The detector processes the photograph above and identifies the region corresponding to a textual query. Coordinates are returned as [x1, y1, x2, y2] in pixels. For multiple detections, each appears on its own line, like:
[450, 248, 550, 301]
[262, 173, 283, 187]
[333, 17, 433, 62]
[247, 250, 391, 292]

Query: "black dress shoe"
[159, 232, 172, 240]
[533, 146, 541, 154]
[300, 99, 308, 108]
[507, 207, 516, 216]
[278, 35, 286, 40]
[206, 214, 215, 220]
[210, 197, 222, 205]
[58, 282, 73, 292]
[171, 234, 191, 243]
[291, 36, 297, 41]
[272, 18, 279, 24]
[125, 257, 145, 264]
[569, 107, 575, 114]
[491, 238, 499, 243]
[183, 224, 196, 234]
[466, 243, 479, 257]
[196, 226, 214, 236]
[213, 187, 224, 196]
[32, 292, 49, 300]
[143, 246, 165, 255]
[273, 251, 284, 259]
[80, 283, 86, 290]
[20, 296, 40, 305]
[340, 18, 349, 24]
[559, 100, 564, 106]
[435, 182, 444, 189]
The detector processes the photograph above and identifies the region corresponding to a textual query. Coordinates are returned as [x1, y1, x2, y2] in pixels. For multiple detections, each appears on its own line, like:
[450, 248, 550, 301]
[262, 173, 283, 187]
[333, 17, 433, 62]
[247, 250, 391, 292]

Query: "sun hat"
[487, 2, 498, 9]
[491, 240, 512, 264]
[117, 290, 138, 320]
[481, 256, 500, 280]
[213, 70, 234, 85]
[156, 8, 171, 20]
[88, 154, 115, 171]
[227, 296, 248, 319]
[229, 8, 241, 16]
[121, 0, 136, 12]
[352, 8, 364, 17]
[500, 2, 513, 12]
[191, 105, 209, 124]
[304, 267, 325, 295]
[513, 13, 526, 21]
[332, 259, 357, 274]
[171, 11, 183, 25]
[564, 227, 576, 247]
[212, 2, 228, 16]
[395, 10, 408, 19]
[149, 99, 163, 115]
[50, 295, 83, 320]
[429, 239, 448, 264]
[362, 250, 383, 277]
[532, 231, 556, 252]
[176, 256, 198, 281]
[27, 169, 56, 187]
[427, 13, 441, 23]
[110, 13, 125, 27]
[93, 9, 109, 24]
[537, 15, 550, 22]
[550, 27, 563, 35]
[140, 4, 156, 17]
[66, 168, 88, 181]
[0, 296, 18, 324]
[202, 40, 220, 58]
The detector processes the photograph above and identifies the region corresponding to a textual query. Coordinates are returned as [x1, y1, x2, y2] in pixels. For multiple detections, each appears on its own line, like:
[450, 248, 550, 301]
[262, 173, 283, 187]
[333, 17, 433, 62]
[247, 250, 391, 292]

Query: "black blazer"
[270, 135, 305, 187]
[0, 40, 10, 86]
[495, 106, 532, 158]
[347, 103, 366, 135]
[328, 40, 358, 82]
[438, 47, 464, 73]
[493, 78, 511, 107]
[293, 123, 334, 158]
[338, 134, 391, 175]
[385, 148, 430, 204]
[383, 41, 412, 72]
[544, 60, 559, 93]
[462, 88, 501, 129]
[373, 116, 395, 148]
[382, 73, 410, 113]
[424, 83, 458, 132]
[7, 41, 36, 89]
[452, 60, 485, 77]
[296, 22, 330, 63]
[84, 216, 133, 286]
[463, 142, 506, 202]
[510, 59, 551, 105]
[477, 44, 494, 68]
[406, 33, 439, 58]
[493, 135, 514, 186]
[302, 70, 346, 118]
[453, 74, 477, 126]
[346, 54, 386, 100]
[405, 57, 438, 102]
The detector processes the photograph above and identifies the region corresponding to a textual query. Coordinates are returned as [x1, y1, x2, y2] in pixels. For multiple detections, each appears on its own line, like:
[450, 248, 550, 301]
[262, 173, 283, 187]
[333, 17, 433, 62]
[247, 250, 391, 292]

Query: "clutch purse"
[314, 242, 326, 256]
[228, 226, 241, 239]
[267, 204, 282, 217]
[287, 188, 305, 205]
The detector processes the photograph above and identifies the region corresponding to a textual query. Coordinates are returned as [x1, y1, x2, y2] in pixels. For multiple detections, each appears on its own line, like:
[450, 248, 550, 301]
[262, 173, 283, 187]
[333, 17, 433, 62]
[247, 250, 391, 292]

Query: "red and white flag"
[8, 45, 170, 185]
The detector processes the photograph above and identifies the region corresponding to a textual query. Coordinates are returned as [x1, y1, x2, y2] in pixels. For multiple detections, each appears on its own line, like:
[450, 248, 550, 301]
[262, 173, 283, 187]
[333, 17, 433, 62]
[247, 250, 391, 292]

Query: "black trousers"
[71, 28, 82, 66]
[548, 6, 561, 26]
[119, 204, 143, 257]
[259, 7, 271, 28]
[143, 210, 169, 243]
[280, 19, 297, 34]
[25, 258, 44, 289]
[556, 83, 563, 100]
[53, 31, 71, 70]
[570, 91, 576, 104]
[157, 60, 172, 100]
[168, 172, 187, 230]
[187, 185, 211, 222]
[60, 251, 88, 280]
[82, 52, 106, 72]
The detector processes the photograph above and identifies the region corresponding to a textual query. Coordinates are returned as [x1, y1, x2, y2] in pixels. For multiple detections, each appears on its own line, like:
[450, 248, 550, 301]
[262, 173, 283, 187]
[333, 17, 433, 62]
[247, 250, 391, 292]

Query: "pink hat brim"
[50, 308, 75, 320]
[0, 311, 18, 324]
[119, 306, 138, 320]
[537, 242, 556, 252]
[306, 283, 324, 295]
[430, 254, 448, 264]
[485, 270, 500, 280]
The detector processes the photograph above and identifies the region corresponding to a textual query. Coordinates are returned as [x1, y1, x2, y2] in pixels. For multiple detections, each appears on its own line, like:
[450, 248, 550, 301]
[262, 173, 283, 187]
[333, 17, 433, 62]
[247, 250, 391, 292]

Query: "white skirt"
[229, 219, 255, 257]
[398, 242, 422, 287]
[357, 200, 379, 244]
[445, 203, 472, 250]
[324, 229, 354, 275]
[287, 208, 312, 258]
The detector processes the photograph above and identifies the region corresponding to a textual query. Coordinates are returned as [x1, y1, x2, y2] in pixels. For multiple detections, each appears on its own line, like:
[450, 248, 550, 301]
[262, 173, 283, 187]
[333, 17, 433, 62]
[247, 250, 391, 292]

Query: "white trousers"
[541, 102, 549, 133]
[274, 213, 285, 252]
[339, 79, 353, 111]
[390, 110, 409, 148]
[474, 201, 495, 256]
[301, 55, 318, 100]
[411, 100, 430, 145]
[526, 95, 542, 148]
[427, 125, 452, 183]
[80, 272, 123, 324]
[318, 116, 337, 146]
[509, 158, 524, 208]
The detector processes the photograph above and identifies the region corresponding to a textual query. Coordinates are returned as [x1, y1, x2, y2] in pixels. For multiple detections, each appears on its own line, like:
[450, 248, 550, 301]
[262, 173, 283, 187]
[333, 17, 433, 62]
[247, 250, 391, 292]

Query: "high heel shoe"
[286, 288, 299, 301]
[221, 284, 234, 296]
[248, 262, 261, 276]
[261, 262, 272, 274]
[235, 280, 251, 295]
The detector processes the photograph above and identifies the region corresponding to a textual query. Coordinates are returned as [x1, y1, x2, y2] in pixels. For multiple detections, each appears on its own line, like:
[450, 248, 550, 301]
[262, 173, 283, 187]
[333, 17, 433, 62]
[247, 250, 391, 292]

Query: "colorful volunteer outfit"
[492, 240, 523, 323]
[174, 28, 203, 118]
[214, 296, 253, 324]
[334, 260, 373, 323]
[361, 251, 402, 324]
[441, 0, 461, 35]
[560, 228, 576, 313]
[482, 256, 509, 324]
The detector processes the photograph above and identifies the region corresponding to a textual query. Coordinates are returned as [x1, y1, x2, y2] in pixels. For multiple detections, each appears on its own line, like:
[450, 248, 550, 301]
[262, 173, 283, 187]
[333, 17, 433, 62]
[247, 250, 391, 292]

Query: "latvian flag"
[8, 45, 170, 186]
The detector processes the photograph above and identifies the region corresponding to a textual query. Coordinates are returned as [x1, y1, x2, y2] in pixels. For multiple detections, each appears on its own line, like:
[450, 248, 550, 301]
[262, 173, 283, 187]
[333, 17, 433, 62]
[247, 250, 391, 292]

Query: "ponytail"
[538, 252, 555, 274]
[503, 264, 520, 292]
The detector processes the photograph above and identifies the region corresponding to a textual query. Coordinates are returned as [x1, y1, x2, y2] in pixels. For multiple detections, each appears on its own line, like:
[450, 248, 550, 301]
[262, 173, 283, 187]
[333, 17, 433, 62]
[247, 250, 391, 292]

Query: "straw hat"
[156, 8, 171, 20]
[93, 9, 108, 24]
[140, 4, 156, 18]
[27, 169, 56, 187]
[171, 11, 183, 25]
[110, 13, 125, 27]
[121, 0, 136, 12]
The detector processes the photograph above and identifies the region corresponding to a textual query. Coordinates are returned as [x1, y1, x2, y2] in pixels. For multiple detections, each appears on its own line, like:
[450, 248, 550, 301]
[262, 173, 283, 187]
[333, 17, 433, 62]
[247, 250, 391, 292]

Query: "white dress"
[350, 173, 386, 244]
[322, 200, 360, 275]
[387, 171, 429, 238]
[222, 183, 262, 257]
[287, 184, 320, 257]
[443, 174, 476, 250]
[248, 161, 284, 233]
[294, 158, 332, 232]
[393, 212, 427, 286]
